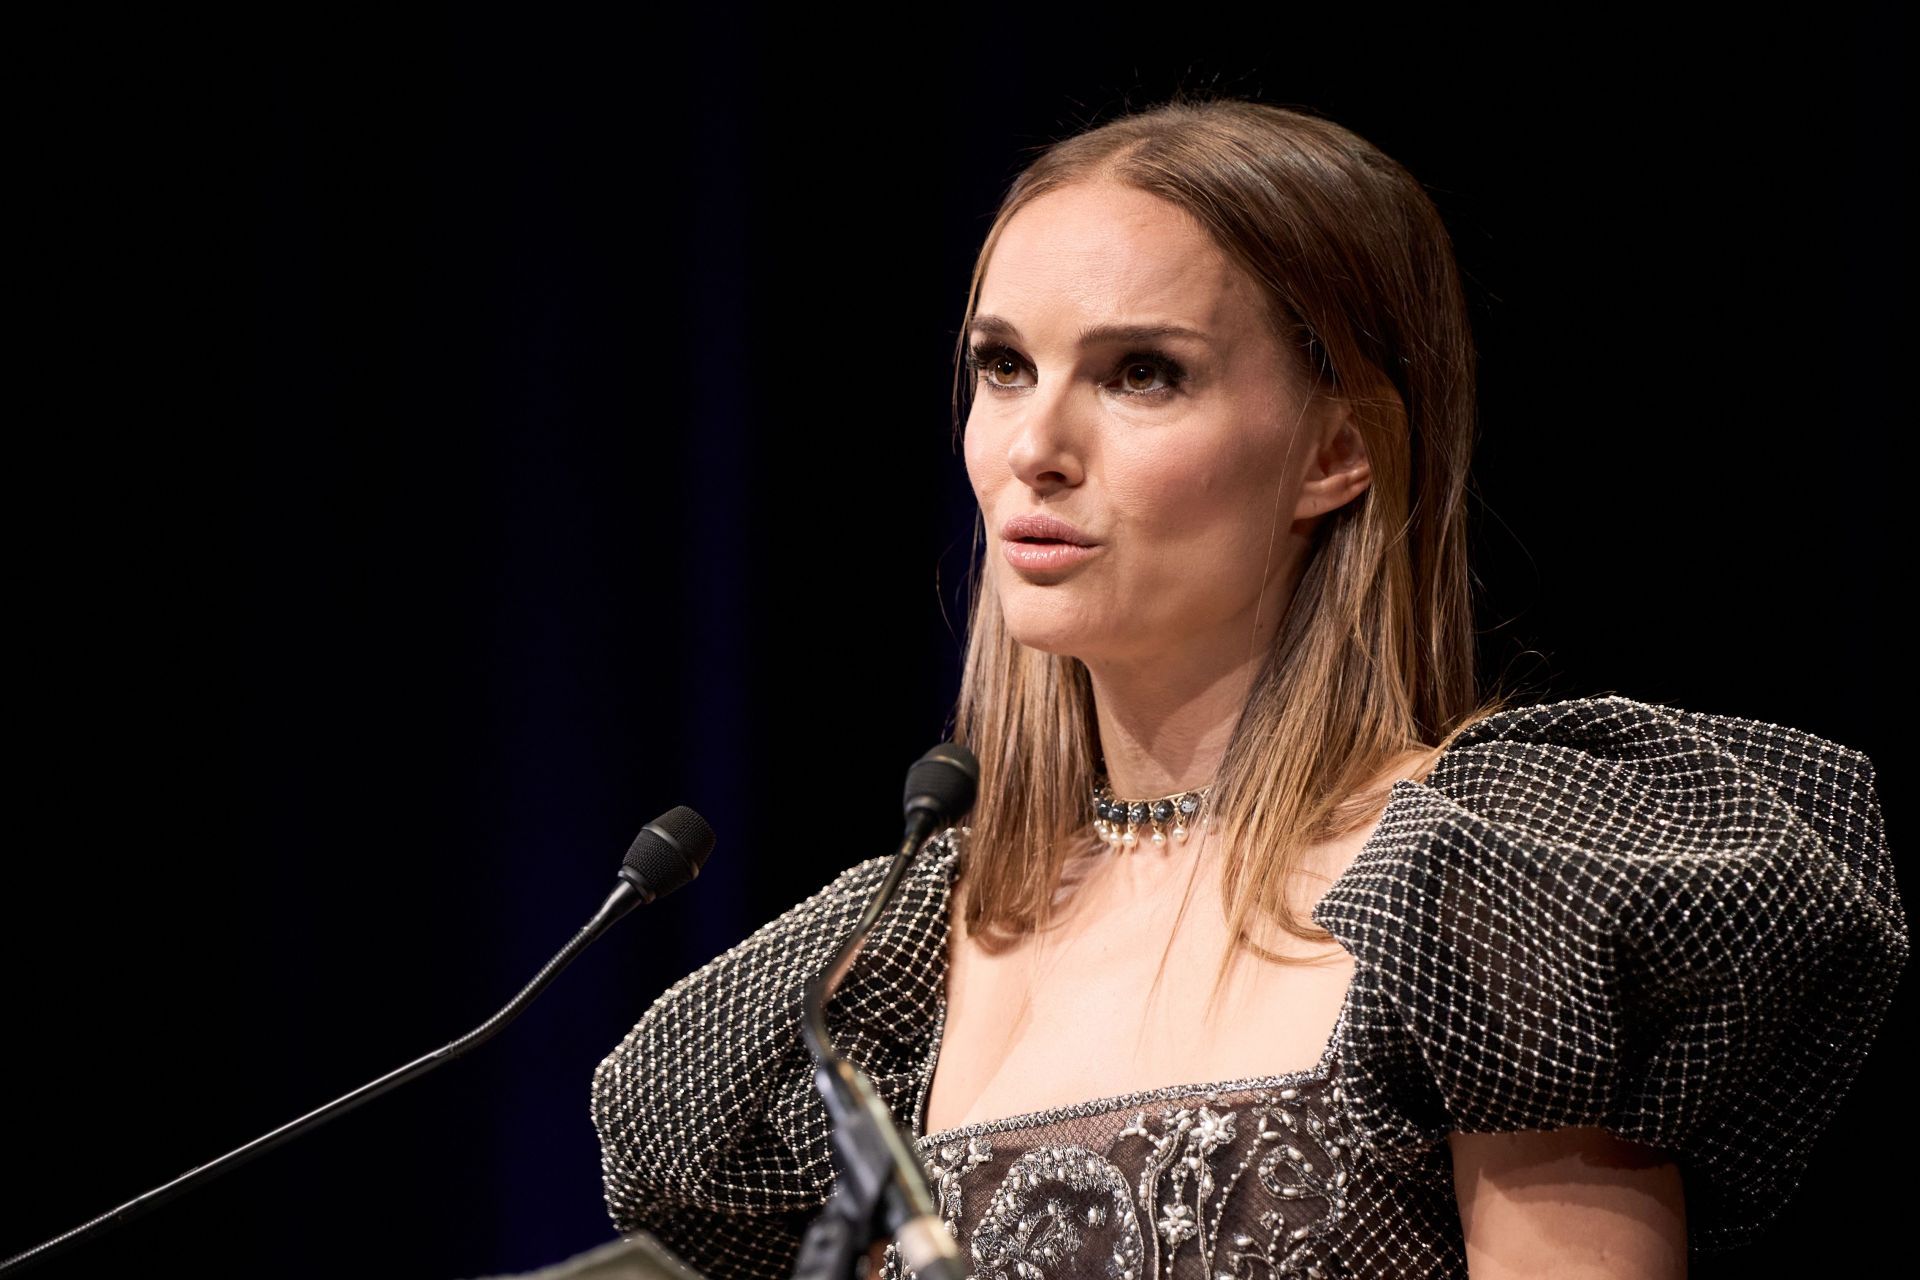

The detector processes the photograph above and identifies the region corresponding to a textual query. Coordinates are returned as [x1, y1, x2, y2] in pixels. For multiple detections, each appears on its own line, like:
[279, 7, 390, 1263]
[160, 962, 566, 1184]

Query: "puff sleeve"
[589, 835, 959, 1280]
[1311, 695, 1907, 1254]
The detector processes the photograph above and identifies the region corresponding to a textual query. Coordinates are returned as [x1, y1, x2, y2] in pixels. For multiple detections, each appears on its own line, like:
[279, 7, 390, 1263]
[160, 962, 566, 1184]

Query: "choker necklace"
[1091, 776, 1212, 848]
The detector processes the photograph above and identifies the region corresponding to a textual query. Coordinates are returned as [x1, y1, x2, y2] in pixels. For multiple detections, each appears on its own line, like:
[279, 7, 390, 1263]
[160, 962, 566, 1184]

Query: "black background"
[6, 5, 1906, 1276]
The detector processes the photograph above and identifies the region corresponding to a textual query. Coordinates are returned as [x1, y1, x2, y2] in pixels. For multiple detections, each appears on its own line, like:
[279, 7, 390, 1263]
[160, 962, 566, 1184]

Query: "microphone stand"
[1, 809, 713, 1276]
[788, 826, 959, 1280]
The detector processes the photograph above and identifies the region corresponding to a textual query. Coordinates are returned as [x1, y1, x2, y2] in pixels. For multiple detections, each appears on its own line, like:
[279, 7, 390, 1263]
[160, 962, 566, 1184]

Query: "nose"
[1004, 382, 1086, 492]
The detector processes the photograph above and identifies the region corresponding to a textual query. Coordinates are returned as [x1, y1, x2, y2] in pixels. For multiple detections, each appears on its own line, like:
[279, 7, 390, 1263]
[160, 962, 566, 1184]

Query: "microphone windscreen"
[622, 805, 715, 900]
[903, 742, 979, 827]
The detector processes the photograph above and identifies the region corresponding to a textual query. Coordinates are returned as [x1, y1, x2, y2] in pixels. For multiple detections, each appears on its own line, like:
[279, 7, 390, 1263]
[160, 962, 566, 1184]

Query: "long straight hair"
[945, 93, 1517, 1012]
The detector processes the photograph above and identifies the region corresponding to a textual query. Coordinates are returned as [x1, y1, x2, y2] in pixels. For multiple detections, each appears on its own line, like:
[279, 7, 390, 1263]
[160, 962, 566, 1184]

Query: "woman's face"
[963, 180, 1360, 669]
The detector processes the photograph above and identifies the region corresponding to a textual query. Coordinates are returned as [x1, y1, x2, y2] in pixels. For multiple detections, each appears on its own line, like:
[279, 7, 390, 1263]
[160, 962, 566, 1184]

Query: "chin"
[999, 605, 1107, 660]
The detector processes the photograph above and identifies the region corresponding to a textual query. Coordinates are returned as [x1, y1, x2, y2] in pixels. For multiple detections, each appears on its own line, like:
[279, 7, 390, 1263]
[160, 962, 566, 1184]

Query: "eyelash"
[963, 342, 1190, 401]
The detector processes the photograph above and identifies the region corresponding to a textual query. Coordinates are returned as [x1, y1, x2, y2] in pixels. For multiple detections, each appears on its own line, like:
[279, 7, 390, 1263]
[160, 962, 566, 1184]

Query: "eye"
[964, 342, 1189, 401]
[1112, 356, 1182, 397]
[966, 342, 1029, 391]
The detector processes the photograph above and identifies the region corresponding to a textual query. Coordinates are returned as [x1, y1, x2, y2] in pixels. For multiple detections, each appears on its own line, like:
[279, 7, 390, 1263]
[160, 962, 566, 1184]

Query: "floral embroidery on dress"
[906, 1079, 1352, 1280]
[925, 1135, 995, 1229]
[969, 1146, 1144, 1280]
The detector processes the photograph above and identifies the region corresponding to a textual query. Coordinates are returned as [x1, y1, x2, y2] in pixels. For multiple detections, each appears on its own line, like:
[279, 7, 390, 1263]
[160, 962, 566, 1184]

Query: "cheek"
[962, 404, 1015, 509]
[1107, 440, 1240, 532]
[962, 427, 992, 502]
[1109, 432, 1289, 555]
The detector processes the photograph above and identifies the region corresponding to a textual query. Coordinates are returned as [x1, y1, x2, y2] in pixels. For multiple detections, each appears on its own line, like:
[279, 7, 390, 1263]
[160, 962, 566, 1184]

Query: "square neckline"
[914, 966, 1353, 1150]
[911, 775, 1431, 1148]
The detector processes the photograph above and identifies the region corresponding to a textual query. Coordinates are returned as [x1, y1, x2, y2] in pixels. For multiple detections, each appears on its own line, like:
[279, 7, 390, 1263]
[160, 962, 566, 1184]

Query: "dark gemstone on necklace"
[1129, 802, 1150, 825]
[1153, 799, 1174, 822]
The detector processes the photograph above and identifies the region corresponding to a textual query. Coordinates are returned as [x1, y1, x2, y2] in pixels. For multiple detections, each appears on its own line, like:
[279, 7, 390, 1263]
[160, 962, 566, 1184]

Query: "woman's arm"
[1449, 1128, 1688, 1278]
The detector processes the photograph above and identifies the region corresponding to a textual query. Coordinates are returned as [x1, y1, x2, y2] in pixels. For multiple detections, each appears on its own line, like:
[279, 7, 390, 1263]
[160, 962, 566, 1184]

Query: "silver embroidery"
[970, 1146, 1143, 1280]
[1243, 1082, 1352, 1277]
[926, 1134, 995, 1228]
[903, 1077, 1351, 1280]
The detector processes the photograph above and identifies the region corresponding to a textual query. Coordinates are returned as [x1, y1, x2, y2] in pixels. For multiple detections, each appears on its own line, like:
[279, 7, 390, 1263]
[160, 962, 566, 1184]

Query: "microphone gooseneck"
[792, 742, 979, 1280]
[0, 806, 716, 1277]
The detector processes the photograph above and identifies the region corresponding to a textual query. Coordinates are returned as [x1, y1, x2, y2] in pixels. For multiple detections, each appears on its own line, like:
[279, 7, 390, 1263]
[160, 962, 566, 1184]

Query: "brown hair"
[944, 91, 1517, 1011]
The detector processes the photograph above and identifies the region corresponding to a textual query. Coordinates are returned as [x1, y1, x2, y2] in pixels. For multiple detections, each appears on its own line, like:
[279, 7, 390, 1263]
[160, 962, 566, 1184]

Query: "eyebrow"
[968, 313, 1214, 348]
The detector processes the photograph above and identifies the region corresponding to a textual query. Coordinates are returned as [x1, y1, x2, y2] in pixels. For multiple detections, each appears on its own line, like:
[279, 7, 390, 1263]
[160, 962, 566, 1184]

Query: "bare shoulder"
[1379, 741, 1444, 794]
[1291, 744, 1443, 903]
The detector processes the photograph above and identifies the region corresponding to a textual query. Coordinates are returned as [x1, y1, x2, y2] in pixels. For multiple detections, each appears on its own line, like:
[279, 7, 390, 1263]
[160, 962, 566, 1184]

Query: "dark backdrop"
[7, 6, 1905, 1277]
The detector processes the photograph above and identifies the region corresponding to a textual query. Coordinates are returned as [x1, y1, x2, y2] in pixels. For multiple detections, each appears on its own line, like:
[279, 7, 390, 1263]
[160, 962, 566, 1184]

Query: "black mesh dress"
[589, 695, 1907, 1279]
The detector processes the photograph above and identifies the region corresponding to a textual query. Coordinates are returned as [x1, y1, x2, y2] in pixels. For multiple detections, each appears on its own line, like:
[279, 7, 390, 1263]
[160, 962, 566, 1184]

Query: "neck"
[1084, 638, 1265, 801]
[1076, 556, 1304, 833]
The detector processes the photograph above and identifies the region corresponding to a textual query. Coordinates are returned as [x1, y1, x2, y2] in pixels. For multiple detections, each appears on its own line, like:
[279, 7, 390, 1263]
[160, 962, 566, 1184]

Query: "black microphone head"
[621, 805, 715, 901]
[903, 742, 979, 829]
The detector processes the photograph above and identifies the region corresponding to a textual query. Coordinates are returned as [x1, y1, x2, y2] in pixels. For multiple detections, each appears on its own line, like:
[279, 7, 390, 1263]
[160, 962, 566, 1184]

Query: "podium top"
[461, 1231, 708, 1280]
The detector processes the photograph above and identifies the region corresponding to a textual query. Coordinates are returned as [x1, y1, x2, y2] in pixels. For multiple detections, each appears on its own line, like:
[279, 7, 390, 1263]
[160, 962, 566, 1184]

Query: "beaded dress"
[589, 695, 1906, 1279]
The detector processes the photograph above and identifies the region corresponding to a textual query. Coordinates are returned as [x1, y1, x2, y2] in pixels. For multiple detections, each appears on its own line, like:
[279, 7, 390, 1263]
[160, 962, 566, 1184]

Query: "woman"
[590, 96, 1905, 1279]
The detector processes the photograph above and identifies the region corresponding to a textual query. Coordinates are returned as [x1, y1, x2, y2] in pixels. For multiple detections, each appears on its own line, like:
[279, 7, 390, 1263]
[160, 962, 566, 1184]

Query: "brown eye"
[968, 343, 1028, 390]
[1109, 352, 1187, 398]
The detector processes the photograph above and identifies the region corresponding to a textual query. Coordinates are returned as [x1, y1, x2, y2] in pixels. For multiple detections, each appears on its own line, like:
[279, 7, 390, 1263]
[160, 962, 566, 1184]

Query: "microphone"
[612, 806, 715, 908]
[900, 741, 978, 862]
[792, 743, 978, 1280]
[0, 806, 716, 1276]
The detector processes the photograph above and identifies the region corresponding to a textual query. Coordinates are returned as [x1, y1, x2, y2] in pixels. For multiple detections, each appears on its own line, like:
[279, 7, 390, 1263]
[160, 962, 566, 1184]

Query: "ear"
[1294, 400, 1371, 520]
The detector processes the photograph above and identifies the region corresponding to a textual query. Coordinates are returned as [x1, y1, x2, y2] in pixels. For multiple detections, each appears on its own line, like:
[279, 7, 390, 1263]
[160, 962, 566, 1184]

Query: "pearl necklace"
[1091, 777, 1213, 848]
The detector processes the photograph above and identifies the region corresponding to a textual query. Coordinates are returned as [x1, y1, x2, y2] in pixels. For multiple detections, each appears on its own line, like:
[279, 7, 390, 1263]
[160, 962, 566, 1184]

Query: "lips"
[1001, 514, 1097, 546]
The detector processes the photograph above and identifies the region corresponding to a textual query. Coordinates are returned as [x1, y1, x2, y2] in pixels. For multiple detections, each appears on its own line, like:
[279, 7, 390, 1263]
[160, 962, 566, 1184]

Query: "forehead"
[978, 182, 1257, 334]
